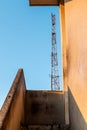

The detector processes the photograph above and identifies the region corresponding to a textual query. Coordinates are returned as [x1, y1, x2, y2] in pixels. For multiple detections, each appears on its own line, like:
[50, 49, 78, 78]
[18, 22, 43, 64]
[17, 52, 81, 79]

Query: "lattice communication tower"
[51, 13, 60, 90]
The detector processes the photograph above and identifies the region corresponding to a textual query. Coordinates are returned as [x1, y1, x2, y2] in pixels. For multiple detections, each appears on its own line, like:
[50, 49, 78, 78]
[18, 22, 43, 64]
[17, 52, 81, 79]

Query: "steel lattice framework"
[51, 14, 60, 90]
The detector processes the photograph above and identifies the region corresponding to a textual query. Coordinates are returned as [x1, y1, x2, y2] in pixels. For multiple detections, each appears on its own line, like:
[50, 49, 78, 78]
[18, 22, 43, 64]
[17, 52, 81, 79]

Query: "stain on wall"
[62, 0, 87, 129]
[0, 69, 26, 130]
[25, 90, 65, 125]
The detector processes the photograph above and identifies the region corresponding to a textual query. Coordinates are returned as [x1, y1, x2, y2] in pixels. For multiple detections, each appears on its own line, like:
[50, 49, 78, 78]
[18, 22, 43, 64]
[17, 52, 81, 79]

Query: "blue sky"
[0, 0, 62, 108]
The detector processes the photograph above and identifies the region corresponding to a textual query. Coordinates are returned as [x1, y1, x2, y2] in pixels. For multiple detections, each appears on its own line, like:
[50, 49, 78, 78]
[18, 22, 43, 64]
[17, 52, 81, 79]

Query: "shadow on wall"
[68, 88, 87, 130]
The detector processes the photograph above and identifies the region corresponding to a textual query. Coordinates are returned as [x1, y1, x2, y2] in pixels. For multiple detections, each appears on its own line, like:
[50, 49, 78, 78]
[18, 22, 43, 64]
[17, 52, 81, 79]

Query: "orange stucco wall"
[60, 0, 87, 129]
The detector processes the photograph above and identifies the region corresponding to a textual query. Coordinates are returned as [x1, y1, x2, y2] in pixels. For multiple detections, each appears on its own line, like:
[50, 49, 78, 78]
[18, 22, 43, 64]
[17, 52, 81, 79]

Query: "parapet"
[0, 69, 26, 130]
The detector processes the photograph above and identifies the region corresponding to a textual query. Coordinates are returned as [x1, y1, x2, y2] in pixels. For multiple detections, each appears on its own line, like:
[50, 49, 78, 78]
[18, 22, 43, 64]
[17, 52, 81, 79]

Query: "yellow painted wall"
[60, 0, 87, 129]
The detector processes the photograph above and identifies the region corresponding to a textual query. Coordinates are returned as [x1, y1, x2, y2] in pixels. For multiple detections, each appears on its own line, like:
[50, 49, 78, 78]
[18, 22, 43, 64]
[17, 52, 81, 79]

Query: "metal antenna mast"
[51, 13, 60, 90]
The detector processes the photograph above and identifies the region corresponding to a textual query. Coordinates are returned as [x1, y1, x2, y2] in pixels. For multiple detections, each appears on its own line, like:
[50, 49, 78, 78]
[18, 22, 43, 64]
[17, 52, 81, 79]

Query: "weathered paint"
[1, 0, 87, 129]
[27, 124, 67, 130]
[0, 70, 69, 130]
[68, 88, 87, 130]
[60, 0, 87, 129]
[59, 4, 69, 126]
[25, 90, 65, 125]
[0, 69, 26, 130]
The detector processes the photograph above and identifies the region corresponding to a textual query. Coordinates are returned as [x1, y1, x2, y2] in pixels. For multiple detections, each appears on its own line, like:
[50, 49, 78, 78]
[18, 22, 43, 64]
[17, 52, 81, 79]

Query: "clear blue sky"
[0, 0, 62, 108]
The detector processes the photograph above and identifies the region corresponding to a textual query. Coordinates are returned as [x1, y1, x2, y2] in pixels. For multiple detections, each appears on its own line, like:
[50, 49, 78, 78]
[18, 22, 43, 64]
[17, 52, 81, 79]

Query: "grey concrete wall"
[25, 90, 65, 125]
[68, 88, 87, 130]
[0, 69, 26, 130]
[59, 0, 87, 129]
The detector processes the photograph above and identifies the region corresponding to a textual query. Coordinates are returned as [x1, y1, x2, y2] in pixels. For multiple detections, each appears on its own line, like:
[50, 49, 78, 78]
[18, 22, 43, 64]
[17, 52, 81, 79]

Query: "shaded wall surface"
[61, 0, 87, 129]
[0, 69, 26, 130]
[25, 90, 65, 125]
[68, 88, 87, 130]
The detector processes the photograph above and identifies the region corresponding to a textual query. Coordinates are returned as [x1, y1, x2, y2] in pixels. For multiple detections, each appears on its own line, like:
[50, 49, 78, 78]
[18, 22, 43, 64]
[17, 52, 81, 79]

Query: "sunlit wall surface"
[63, 0, 87, 129]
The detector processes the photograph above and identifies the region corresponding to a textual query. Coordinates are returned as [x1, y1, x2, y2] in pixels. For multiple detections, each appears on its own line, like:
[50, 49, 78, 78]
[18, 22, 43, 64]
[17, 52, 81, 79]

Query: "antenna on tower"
[51, 13, 60, 90]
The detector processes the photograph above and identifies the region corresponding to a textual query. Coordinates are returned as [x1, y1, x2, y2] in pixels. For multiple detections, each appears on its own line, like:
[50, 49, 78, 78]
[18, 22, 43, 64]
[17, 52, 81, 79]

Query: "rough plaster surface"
[0, 70, 68, 130]
[25, 90, 65, 125]
[59, 4, 69, 125]
[68, 88, 87, 130]
[61, 0, 87, 129]
[0, 69, 26, 130]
